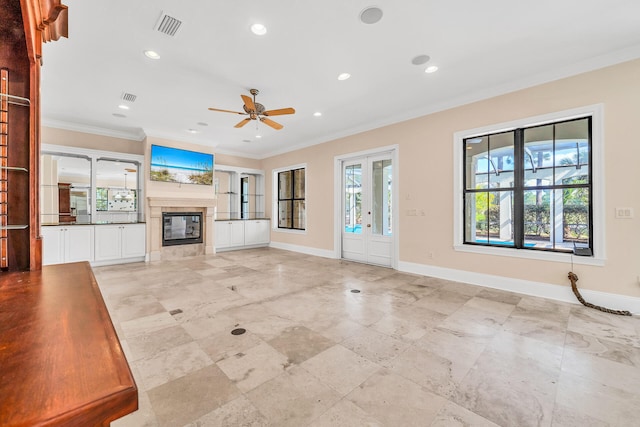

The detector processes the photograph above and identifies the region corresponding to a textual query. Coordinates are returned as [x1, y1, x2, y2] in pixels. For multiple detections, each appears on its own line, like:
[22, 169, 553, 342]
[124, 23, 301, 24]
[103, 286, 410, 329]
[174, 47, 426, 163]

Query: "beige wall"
[262, 59, 640, 298]
[40, 60, 640, 299]
[42, 127, 144, 155]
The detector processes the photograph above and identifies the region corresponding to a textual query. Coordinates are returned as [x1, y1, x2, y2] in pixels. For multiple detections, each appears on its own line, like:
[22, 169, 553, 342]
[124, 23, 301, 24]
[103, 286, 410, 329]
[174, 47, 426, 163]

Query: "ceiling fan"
[208, 89, 295, 130]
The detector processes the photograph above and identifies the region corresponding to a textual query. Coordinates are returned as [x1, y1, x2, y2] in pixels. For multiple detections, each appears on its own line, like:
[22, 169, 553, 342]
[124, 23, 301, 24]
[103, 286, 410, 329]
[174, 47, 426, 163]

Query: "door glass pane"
[372, 159, 392, 236]
[278, 201, 292, 228]
[293, 200, 305, 229]
[344, 164, 361, 233]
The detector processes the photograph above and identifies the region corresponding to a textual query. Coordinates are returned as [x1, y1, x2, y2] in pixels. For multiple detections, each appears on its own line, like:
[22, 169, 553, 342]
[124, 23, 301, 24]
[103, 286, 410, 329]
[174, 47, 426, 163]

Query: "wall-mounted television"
[150, 145, 214, 185]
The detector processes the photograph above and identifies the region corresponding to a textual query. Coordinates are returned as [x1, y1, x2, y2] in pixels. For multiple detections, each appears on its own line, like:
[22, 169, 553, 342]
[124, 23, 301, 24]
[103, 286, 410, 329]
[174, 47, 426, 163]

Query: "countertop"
[42, 221, 146, 226]
[0, 262, 138, 426]
[215, 218, 271, 221]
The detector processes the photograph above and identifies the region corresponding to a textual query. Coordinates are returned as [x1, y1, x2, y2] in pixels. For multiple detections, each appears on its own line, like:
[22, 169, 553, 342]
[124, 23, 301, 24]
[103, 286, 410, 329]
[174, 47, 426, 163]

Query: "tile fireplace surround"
[147, 197, 216, 261]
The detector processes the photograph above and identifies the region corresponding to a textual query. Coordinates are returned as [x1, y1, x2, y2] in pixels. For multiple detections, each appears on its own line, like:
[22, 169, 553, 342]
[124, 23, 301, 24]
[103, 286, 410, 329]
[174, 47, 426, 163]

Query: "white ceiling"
[40, 0, 640, 159]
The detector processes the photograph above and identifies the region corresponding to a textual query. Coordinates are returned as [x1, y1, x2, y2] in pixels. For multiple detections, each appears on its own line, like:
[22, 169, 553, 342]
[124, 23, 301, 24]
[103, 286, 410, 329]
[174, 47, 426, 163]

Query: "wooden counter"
[0, 262, 138, 426]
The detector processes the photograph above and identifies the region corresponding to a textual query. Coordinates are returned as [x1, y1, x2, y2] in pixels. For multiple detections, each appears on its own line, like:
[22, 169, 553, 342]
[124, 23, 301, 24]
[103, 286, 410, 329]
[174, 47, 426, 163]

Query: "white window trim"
[452, 104, 605, 266]
[272, 163, 307, 233]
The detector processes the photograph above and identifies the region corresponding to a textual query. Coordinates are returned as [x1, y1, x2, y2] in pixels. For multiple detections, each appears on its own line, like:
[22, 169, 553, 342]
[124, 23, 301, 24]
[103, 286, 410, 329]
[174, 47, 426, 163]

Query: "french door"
[342, 153, 393, 266]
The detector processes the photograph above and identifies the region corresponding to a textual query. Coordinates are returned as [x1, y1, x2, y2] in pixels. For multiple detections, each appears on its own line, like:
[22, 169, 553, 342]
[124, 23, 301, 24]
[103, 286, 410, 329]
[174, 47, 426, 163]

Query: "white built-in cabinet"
[41, 225, 95, 265]
[94, 223, 146, 263]
[244, 219, 271, 246]
[42, 223, 146, 266]
[215, 219, 270, 251]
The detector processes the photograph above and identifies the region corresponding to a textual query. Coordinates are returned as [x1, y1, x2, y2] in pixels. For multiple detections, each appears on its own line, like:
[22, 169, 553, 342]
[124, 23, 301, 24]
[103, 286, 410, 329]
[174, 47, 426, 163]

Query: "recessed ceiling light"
[251, 23, 267, 35]
[313, 112, 322, 117]
[187, 129, 198, 134]
[144, 50, 161, 59]
[118, 104, 130, 110]
[360, 7, 383, 24]
[425, 65, 439, 73]
[338, 73, 351, 81]
[112, 113, 126, 118]
[256, 135, 262, 139]
[411, 55, 430, 65]
[242, 139, 252, 143]
[197, 122, 208, 126]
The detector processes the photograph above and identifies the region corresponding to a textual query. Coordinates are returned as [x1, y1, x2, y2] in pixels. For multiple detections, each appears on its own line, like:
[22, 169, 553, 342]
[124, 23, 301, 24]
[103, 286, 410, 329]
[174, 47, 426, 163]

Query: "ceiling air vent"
[154, 12, 182, 37]
[121, 92, 137, 103]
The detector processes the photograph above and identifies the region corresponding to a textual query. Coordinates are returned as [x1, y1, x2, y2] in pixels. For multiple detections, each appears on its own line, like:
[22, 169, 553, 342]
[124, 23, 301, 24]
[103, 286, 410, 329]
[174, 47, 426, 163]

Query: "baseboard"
[268, 241, 336, 259]
[398, 261, 640, 315]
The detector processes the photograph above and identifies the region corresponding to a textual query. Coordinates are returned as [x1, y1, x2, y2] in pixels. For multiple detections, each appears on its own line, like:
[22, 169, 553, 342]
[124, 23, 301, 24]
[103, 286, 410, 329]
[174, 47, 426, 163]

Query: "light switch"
[615, 207, 634, 219]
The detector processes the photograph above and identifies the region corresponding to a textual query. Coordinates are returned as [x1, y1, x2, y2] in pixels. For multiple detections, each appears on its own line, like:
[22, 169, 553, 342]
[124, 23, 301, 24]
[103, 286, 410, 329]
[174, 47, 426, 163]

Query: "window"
[277, 167, 305, 230]
[455, 105, 603, 263]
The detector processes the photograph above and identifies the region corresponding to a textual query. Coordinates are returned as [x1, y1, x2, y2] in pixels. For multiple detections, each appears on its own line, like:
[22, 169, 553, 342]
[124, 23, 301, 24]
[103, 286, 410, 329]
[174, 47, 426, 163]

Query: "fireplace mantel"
[148, 197, 216, 209]
[147, 197, 216, 261]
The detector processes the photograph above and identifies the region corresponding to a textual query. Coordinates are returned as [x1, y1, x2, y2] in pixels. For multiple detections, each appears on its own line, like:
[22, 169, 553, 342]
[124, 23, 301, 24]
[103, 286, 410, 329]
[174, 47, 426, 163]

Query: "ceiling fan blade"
[241, 94, 256, 112]
[208, 107, 245, 115]
[260, 117, 283, 130]
[263, 107, 296, 116]
[234, 118, 252, 128]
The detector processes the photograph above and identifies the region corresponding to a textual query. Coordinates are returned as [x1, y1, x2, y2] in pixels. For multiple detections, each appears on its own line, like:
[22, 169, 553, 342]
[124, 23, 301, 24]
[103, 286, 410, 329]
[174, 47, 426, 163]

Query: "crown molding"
[42, 119, 146, 141]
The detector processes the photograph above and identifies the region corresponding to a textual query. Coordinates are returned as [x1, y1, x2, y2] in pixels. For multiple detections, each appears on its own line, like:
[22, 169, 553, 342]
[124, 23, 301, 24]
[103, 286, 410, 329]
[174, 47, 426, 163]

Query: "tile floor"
[93, 248, 640, 427]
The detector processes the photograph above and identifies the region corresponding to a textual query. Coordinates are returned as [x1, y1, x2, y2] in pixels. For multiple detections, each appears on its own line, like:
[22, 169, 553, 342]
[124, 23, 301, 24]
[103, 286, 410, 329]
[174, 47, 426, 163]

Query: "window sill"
[273, 228, 306, 235]
[453, 244, 605, 266]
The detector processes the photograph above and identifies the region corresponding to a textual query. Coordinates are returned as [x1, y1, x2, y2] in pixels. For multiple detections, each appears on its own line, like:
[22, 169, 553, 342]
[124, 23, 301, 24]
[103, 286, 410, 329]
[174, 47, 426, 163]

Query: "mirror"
[40, 153, 91, 224]
[96, 159, 140, 222]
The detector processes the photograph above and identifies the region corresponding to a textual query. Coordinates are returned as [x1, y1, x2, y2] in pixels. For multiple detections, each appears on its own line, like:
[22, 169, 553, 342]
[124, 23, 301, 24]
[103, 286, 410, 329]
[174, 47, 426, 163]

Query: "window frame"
[453, 104, 605, 266]
[272, 164, 306, 233]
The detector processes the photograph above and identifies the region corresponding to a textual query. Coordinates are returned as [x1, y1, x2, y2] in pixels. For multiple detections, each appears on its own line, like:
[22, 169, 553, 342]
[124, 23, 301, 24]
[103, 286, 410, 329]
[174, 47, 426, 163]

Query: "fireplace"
[162, 212, 203, 246]
[147, 197, 216, 261]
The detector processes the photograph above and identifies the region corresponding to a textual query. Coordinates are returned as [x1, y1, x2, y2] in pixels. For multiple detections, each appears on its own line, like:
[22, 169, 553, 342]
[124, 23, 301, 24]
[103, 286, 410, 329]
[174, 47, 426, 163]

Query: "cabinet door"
[121, 224, 146, 258]
[65, 226, 94, 263]
[244, 220, 269, 245]
[215, 221, 232, 248]
[256, 220, 271, 244]
[230, 221, 245, 247]
[41, 227, 65, 265]
[94, 225, 122, 261]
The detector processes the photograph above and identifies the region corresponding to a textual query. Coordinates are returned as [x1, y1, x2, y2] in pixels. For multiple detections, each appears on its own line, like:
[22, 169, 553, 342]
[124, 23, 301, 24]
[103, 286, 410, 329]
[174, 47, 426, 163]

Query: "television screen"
[150, 145, 214, 185]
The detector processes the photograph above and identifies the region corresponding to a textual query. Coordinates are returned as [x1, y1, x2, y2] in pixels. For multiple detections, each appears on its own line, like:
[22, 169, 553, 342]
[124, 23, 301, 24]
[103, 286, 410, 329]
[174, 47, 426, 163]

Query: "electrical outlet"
[428, 251, 434, 259]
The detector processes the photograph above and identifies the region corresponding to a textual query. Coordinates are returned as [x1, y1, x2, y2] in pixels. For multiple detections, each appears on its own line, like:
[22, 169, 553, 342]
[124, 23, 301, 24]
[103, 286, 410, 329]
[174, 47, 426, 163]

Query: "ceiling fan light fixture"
[338, 73, 351, 81]
[144, 50, 161, 60]
[251, 23, 267, 36]
[425, 65, 439, 73]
